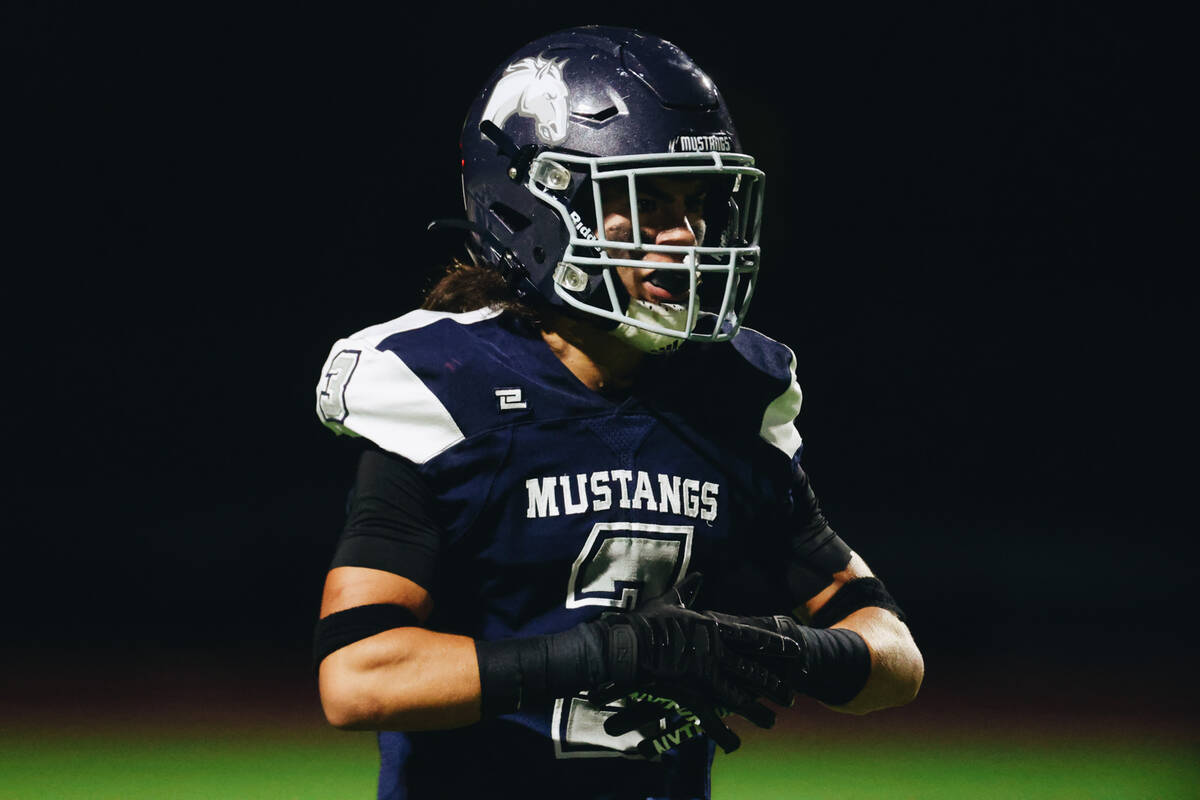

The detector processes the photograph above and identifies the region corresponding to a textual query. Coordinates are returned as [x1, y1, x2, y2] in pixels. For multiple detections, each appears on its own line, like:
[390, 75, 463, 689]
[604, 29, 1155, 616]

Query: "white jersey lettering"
[526, 476, 561, 518]
[524, 469, 720, 521]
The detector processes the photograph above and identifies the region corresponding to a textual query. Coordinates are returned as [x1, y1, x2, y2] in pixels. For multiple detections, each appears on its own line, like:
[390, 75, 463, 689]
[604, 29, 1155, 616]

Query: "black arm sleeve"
[783, 465, 853, 604]
[329, 447, 442, 592]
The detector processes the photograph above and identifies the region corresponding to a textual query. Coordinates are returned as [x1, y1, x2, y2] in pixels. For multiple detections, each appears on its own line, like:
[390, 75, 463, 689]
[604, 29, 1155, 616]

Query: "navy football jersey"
[315, 308, 807, 799]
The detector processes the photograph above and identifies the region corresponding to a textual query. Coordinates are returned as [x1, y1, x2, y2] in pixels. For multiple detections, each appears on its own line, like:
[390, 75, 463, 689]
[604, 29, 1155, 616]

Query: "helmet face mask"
[460, 26, 765, 346]
[530, 151, 764, 342]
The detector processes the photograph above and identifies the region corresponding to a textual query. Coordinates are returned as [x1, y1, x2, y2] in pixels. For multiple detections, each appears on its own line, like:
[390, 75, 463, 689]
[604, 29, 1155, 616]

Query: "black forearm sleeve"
[792, 626, 872, 706]
[475, 624, 609, 716]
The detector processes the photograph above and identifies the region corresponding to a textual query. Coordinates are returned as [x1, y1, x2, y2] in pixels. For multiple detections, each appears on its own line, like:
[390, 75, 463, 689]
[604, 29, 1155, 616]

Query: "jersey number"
[318, 349, 361, 423]
[553, 522, 694, 759]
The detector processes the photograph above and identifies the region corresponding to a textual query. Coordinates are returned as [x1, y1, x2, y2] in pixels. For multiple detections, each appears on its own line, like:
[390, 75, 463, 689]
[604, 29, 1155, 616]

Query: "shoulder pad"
[730, 326, 804, 460]
[314, 307, 502, 463]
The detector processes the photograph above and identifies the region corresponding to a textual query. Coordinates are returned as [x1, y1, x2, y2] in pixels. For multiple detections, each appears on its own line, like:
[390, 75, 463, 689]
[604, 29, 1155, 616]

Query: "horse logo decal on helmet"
[482, 55, 570, 146]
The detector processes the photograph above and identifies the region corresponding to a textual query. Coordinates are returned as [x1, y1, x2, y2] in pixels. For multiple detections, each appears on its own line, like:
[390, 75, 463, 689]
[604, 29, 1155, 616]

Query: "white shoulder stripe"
[314, 307, 500, 462]
[317, 343, 464, 464]
[759, 346, 804, 459]
[344, 306, 501, 347]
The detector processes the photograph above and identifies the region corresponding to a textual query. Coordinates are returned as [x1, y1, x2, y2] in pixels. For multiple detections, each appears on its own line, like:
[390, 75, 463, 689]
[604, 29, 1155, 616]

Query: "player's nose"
[654, 223, 697, 247]
[642, 217, 697, 263]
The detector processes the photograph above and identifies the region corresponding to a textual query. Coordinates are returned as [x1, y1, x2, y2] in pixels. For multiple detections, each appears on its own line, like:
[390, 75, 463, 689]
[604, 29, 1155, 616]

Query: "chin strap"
[608, 299, 696, 354]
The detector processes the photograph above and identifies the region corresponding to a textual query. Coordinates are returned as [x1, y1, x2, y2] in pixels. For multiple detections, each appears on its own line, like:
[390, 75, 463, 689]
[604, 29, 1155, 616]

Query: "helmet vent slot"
[571, 106, 619, 122]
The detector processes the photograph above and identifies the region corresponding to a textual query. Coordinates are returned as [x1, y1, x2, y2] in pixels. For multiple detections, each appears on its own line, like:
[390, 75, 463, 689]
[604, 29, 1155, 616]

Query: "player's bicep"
[796, 552, 872, 623]
[780, 464, 906, 627]
[779, 464, 852, 613]
[315, 567, 434, 680]
[315, 448, 443, 669]
[797, 551, 909, 630]
[320, 566, 433, 622]
[320, 446, 442, 624]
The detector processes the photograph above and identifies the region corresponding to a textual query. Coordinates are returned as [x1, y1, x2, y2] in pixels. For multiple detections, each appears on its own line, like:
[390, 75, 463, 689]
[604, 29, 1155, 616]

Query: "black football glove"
[705, 613, 809, 695]
[588, 573, 801, 755]
[704, 611, 873, 708]
[601, 690, 734, 758]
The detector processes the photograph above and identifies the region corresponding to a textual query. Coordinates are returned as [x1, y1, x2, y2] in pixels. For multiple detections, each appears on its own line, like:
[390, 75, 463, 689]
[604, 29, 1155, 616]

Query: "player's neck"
[541, 313, 646, 395]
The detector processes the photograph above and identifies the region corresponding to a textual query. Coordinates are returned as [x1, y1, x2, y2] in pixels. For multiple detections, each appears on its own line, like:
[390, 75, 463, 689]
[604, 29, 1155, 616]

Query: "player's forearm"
[827, 606, 923, 714]
[319, 627, 482, 731]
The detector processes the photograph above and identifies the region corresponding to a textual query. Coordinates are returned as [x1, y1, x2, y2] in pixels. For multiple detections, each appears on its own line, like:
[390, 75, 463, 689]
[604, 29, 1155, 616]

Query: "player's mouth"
[644, 269, 690, 303]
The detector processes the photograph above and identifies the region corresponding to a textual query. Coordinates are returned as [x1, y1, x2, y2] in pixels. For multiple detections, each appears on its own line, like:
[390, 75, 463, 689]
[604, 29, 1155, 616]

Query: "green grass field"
[2, 720, 1194, 799]
[5, 653, 1195, 799]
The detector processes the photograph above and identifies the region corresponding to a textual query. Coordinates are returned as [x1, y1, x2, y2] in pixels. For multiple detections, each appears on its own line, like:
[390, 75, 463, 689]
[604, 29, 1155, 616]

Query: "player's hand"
[601, 690, 736, 759]
[704, 612, 818, 699]
[587, 573, 801, 755]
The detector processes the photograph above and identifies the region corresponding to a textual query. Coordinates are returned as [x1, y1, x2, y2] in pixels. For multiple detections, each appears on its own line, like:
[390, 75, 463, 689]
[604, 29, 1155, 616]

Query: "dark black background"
[10, 2, 1192, 704]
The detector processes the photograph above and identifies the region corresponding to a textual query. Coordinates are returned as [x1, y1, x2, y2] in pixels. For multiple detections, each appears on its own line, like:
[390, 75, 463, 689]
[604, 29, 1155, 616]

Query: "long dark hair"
[420, 260, 541, 324]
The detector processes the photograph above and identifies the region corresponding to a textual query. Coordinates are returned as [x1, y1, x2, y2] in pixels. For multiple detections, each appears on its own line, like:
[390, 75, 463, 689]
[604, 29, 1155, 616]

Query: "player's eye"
[636, 197, 659, 215]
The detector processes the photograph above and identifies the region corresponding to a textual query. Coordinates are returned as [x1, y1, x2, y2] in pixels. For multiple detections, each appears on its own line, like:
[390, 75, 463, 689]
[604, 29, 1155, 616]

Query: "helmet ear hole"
[532, 246, 546, 263]
[490, 202, 533, 234]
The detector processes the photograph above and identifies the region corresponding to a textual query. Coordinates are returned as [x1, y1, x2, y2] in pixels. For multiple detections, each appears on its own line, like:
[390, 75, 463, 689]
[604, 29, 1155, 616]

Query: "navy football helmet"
[458, 26, 764, 348]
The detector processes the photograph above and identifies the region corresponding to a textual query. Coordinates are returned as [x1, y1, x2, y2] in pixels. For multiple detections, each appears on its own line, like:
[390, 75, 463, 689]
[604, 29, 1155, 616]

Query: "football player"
[313, 25, 922, 799]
